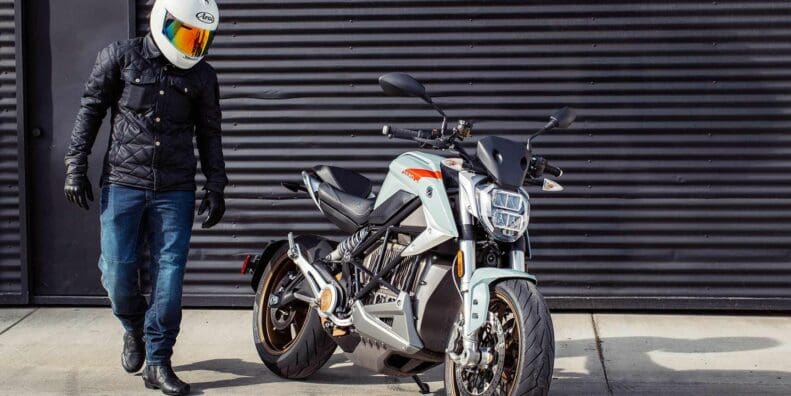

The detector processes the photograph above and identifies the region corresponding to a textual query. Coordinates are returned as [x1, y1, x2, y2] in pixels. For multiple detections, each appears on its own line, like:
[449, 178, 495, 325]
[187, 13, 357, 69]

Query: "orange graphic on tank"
[403, 168, 442, 181]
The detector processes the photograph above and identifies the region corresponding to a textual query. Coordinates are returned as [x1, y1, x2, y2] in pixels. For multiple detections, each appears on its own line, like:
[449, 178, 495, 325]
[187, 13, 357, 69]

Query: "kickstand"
[412, 375, 430, 394]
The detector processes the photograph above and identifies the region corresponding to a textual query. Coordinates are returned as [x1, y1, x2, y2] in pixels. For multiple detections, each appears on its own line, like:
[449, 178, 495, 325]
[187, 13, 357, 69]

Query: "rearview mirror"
[550, 107, 576, 129]
[379, 73, 428, 100]
[379, 72, 446, 118]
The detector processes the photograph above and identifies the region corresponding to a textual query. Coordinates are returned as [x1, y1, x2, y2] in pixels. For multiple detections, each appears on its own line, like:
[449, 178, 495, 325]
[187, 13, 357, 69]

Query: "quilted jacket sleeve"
[64, 43, 122, 177]
[195, 66, 228, 193]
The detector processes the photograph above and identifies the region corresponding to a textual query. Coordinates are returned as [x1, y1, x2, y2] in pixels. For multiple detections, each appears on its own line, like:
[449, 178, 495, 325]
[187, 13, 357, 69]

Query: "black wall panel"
[0, 0, 22, 303]
[24, 0, 128, 302]
[133, 0, 791, 310]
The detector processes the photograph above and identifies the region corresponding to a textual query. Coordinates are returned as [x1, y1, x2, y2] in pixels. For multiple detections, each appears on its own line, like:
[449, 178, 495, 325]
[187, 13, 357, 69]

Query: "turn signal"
[456, 250, 464, 277]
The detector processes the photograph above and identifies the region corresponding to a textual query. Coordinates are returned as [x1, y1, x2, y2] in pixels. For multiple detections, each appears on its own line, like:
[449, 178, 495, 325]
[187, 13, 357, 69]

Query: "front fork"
[449, 177, 536, 368]
[451, 236, 480, 367]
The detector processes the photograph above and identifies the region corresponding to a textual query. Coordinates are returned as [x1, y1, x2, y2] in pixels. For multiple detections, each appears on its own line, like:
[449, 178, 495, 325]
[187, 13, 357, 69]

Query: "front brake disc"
[454, 313, 507, 396]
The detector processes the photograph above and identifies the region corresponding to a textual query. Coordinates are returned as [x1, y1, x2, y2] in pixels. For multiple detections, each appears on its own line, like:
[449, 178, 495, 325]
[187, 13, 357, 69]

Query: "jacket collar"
[143, 34, 162, 60]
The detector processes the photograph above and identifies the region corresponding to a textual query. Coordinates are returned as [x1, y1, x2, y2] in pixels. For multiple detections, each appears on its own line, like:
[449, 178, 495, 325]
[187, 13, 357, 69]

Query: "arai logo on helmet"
[195, 11, 215, 24]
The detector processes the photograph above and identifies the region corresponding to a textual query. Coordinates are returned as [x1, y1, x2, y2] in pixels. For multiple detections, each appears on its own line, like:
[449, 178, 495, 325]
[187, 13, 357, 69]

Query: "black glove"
[64, 174, 94, 210]
[198, 190, 225, 229]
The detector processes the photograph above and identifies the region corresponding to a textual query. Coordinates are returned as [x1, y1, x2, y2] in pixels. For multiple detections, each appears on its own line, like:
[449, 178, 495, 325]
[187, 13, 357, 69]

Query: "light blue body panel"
[376, 151, 458, 256]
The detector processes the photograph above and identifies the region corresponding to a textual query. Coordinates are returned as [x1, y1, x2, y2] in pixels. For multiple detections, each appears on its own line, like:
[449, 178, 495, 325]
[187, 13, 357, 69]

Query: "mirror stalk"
[526, 107, 576, 151]
[424, 97, 446, 117]
[526, 119, 557, 151]
[422, 96, 447, 135]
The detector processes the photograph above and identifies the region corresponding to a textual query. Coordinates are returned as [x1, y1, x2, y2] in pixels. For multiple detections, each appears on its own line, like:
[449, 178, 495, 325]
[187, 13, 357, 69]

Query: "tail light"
[240, 255, 252, 274]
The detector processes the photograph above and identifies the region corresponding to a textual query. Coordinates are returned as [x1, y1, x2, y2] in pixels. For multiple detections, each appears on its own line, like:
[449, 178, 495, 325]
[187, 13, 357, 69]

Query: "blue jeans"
[98, 184, 195, 366]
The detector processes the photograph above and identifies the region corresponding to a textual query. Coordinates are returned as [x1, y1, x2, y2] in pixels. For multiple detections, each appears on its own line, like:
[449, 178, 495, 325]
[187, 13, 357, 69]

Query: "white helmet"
[150, 0, 220, 69]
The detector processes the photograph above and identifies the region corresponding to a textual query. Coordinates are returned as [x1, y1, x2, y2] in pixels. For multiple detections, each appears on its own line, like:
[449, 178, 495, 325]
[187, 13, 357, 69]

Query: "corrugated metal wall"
[0, 0, 22, 303]
[136, 0, 791, 310]
[0, 0, 26, 303]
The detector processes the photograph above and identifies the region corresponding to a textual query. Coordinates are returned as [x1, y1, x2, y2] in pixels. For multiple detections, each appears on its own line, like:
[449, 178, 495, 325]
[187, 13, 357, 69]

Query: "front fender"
[464, 268, 537, 337]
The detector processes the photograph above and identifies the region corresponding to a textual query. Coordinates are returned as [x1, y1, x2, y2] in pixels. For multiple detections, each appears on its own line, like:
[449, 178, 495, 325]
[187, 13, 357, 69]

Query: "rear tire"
[252, 244, 337, 379]
[444, 279, 554, 395]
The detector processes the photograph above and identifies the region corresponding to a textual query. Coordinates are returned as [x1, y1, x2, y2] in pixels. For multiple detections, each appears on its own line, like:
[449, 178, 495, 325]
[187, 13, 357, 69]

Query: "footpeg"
[287, 232, 299, 259]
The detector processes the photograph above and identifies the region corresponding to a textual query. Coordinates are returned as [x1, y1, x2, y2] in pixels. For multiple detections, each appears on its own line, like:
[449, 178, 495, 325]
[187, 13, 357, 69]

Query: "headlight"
[476, 184, 529, 242]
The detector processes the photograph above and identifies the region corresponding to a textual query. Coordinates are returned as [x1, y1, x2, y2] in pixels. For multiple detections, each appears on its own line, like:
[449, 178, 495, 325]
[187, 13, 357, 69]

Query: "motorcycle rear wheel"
[252, 244, 337, 379]
[444, 279, 555, 396]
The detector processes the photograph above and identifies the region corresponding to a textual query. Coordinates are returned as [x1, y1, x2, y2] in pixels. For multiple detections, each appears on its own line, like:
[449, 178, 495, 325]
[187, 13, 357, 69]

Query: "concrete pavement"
[0, 308, 789, 395]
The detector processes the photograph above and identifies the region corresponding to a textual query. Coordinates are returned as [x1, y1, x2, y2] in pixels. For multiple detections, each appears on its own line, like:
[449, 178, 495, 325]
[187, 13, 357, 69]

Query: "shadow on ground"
[175, 353, 444, 394]
[555, 336, 784, 382]
[174, 335, 787, 394]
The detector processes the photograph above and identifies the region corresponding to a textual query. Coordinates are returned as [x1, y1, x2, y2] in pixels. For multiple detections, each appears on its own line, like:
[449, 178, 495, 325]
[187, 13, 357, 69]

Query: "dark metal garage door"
[0, 0, 24, 304]
[133, 0, 791, 311]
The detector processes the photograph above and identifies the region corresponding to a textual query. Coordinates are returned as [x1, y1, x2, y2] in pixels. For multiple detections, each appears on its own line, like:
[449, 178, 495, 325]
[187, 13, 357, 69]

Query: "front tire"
[445, 279, 555, 396]
[252, 244, 337, 379]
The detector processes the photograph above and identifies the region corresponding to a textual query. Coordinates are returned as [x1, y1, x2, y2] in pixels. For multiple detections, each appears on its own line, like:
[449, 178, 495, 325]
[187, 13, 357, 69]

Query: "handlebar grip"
[382, 125, 429, 140]
[545, 163, 563, 177]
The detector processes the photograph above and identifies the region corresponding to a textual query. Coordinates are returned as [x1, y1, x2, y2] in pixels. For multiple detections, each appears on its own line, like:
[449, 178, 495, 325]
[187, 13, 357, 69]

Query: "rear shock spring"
[327, 228, 369, 261]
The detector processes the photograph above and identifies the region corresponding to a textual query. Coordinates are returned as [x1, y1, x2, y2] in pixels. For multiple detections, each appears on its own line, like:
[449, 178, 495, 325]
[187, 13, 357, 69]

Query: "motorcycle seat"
[313, 165, 372, 199]
[317, 182, 375, 233]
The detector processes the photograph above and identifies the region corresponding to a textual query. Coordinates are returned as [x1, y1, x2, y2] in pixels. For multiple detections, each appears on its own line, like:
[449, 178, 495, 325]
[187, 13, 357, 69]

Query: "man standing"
[63, 1, 226, 394]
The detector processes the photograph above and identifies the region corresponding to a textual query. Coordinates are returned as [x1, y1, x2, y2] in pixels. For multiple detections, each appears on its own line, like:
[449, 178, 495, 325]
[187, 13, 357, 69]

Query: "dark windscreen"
[475, 136, 529, 189]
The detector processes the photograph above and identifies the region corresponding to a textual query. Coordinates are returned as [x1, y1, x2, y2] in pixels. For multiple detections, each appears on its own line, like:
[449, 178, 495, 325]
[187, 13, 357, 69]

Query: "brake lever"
[414, 136, 453, 150]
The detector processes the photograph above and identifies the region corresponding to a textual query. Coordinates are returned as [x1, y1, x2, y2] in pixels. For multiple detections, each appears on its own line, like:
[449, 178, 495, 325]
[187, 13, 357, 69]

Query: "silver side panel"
[404, 206, 456, 256]
[351, 292, 423, 354]
[459, 171, 488, 220]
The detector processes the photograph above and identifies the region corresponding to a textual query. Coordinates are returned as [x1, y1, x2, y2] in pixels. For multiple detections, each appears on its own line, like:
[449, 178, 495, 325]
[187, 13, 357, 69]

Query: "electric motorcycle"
[243, 73, 574, 395]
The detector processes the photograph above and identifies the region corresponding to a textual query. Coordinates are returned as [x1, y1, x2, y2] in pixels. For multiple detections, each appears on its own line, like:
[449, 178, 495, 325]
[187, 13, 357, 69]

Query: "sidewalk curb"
[591, 313, 613, 395]
[0, 308, 38, 336]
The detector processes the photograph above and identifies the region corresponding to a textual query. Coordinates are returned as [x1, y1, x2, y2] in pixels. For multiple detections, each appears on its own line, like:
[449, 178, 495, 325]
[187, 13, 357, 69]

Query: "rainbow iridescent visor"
[162, 10, 215, 58]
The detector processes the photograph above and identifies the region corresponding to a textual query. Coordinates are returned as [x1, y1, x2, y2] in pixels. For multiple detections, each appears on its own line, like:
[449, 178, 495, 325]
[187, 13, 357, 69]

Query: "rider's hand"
[198, 190, 225, 229]
[64, 174, 94, 210]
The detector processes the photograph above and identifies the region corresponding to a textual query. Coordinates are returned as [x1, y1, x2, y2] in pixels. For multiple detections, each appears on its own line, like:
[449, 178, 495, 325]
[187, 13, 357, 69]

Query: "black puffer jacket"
[65, 34, 227, 192]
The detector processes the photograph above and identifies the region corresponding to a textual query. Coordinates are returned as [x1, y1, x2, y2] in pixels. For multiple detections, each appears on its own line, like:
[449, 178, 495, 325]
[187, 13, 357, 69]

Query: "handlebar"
[544, 163, 563, 177]
[529, 156, 563, 178]
[382, 125, 432, 141]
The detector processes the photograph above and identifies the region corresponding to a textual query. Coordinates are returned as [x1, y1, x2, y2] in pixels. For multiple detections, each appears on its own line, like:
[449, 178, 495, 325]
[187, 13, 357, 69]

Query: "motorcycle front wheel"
[444, 279, 555, 396]
[252, 244, 337, 379]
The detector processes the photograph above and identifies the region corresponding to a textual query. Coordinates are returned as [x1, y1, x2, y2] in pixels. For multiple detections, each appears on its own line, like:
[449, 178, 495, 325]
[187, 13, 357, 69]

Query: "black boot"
[121, 332, 145, 373]
[142, 365, 190, 396]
